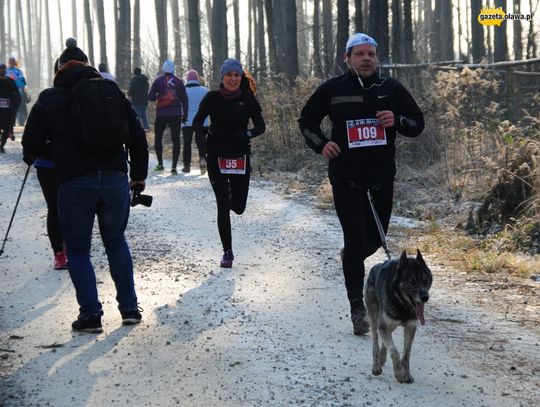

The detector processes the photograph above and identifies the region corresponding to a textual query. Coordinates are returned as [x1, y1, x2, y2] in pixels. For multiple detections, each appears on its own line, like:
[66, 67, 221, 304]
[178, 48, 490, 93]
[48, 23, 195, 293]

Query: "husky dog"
[364, 250, 432, 383]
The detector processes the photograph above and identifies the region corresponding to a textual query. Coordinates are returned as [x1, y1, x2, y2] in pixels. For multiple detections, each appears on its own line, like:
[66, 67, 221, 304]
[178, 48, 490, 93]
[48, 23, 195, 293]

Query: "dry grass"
[402, 227, 539, 278]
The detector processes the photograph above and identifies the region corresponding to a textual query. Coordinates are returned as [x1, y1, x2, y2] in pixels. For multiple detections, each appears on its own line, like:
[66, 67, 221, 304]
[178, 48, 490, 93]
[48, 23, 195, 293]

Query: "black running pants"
[36, 167, 64, 253]
[154, 116, 182, 169]
[182, 126, 207, 167]
[207, 154, 251, 252]
[332, 180, 393, 306]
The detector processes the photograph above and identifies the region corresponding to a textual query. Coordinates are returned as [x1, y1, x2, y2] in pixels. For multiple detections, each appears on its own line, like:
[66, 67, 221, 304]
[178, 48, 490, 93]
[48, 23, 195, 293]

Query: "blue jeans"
[58, 172, 138, 316]
[133, 105, 149, 130]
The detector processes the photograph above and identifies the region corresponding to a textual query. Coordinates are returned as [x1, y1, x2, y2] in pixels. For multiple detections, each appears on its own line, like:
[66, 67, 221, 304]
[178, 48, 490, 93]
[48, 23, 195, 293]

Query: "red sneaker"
[54, 251, 68, 270]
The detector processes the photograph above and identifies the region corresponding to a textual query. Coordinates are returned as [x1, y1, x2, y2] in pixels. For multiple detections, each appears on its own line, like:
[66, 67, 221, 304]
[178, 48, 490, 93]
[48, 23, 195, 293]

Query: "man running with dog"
[298, 33, 424, 335]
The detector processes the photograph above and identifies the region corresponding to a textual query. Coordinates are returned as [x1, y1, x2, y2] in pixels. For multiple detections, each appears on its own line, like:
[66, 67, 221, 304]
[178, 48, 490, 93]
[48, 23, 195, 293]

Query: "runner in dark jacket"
[298, 33, 424, 336]
[193, 58, 265, 268]
[128, 67, 150, 131]
[0, 63, 21, 153]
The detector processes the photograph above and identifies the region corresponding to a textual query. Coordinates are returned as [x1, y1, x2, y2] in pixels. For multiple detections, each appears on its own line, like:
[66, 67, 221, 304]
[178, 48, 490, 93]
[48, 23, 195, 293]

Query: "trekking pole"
[366, 189, 392, 260]
[0, 164, 31, 257]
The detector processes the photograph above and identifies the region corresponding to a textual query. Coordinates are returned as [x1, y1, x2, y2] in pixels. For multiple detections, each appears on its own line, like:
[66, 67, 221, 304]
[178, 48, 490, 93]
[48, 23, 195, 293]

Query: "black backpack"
[68, 77, 130, 154]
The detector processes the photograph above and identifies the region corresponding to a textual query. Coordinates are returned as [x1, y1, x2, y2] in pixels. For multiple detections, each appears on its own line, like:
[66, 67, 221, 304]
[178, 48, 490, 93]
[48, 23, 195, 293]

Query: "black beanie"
[59, 37, 88, 64]
[134, 67, 141, 75]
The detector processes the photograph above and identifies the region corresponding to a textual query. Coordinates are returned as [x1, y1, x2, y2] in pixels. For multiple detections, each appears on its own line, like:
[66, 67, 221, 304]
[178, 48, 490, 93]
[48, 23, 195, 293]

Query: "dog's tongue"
[416, 302, 426, 325]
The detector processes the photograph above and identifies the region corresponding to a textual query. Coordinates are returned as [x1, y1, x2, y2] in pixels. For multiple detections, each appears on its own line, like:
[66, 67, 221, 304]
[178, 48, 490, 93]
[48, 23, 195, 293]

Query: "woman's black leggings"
[154, 116, 181, 168]
[207, 154, 250, 252]
[36, 167, 64, 253]
[332, 180, 393, 306]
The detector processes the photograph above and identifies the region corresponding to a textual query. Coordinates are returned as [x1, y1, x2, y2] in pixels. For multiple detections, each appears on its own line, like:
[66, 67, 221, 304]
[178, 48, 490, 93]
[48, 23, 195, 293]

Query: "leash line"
[366, 189, 392, 260]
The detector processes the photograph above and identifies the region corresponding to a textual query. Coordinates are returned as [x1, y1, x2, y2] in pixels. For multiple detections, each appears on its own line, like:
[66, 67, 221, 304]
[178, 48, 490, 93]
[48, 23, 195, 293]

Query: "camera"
[131, 184, 153, 207]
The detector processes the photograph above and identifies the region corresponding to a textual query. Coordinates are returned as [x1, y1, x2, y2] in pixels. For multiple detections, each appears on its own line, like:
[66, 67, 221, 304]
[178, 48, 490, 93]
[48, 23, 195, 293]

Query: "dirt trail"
[0, 134, 538, 406]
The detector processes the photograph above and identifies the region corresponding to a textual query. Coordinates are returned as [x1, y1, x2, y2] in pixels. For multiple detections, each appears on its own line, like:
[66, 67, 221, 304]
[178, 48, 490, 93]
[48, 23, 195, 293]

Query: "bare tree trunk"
[403, 0, 413, 63]
[252, 0, 258, 72]
[44, 0, 52, 82]
[187, 0, 203, 74]
[7, 0, 11, 61]
[32, 0, 41, 88]
[513, 0, 522, 60]
[297, 0, 309, 76]
[257, 0, 266, 77]
[155, 0, 169, 66]
[16, 0, 26, 63]
[471, 0, 485, 62]
[486, 26, 493, 62]
[264, 0, 279, 74]
[25, 0, 33, 69]
[369, 0, 389, 62]
[424, 0, 433, 61]
[354, 0, 363, 32]
[124, 0, 131, 84]
[494, 0, 508, 61]
[171, 0, 183, 71]
[526, 0, 536, 58]
[133, 0, 142, 70]
[205, 0, 212, 33]
[391, 0, 401, 62]
[456, 0, 463, 59]
[96, 0, 108, 67]
[322, 1, 332, 76]
[211, 0, 227, 86]
[335, 0, 348, 74]
[233, 0, 241, 61]
[84, 0, 94, 66]
[282, 0, 298, 79]
[72, 0, 77, 38]
[378, 0, 389, 62]
[0, 0, 5, 65]
[247, 0, 252, 68]
[57, 0, 63, 48]
[312, 0, 323, 78]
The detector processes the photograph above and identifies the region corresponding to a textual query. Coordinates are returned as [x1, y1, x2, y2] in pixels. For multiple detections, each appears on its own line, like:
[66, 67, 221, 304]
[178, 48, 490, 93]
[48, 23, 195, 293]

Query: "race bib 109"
[346, 118, 386, 148]
[218, 156, 247, 175]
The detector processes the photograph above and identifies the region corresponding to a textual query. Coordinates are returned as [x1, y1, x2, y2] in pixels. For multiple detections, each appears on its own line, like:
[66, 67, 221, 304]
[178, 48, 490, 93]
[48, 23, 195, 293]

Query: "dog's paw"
[372, 364, 383, 376]
[395, 369, 414, 384]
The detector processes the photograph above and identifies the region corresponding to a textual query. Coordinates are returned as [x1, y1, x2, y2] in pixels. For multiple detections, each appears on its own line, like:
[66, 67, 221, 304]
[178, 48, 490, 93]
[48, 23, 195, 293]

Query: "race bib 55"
[218, 156, 247, 175]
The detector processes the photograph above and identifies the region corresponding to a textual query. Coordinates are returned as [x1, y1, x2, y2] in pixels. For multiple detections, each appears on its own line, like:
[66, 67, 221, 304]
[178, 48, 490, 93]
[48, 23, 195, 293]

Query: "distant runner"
[193, 59, 265, 268]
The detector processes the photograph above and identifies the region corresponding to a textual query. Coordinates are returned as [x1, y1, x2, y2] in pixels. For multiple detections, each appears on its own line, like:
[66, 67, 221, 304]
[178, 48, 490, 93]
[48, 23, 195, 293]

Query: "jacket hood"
[133, 73, 148, 83]
[54, 62, 101, 88]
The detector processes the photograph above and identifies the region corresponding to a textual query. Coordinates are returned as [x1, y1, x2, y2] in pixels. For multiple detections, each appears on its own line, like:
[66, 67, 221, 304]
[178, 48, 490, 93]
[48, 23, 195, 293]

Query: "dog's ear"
[416, 249, 426, 266]
[398, 250, 408, 270]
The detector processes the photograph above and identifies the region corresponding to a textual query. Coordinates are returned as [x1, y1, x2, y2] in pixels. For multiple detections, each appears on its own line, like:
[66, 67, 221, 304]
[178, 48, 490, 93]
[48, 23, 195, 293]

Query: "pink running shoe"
[220, 250, 234, 268]
[54, 250, 68, 270]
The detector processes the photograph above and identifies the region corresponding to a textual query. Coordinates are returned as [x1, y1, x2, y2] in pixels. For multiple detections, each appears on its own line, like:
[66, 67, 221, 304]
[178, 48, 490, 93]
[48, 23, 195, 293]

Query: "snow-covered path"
[0, 134, 538, 406]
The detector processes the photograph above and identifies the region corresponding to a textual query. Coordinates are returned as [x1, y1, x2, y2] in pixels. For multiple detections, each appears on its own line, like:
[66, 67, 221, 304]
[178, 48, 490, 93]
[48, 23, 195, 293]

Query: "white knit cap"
[345, 33, 378, 52]
[162, 60, 174, 74]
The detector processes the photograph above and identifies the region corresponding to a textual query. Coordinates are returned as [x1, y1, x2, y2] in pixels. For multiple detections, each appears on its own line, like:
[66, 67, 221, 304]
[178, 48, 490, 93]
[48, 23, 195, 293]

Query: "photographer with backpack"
[21, 38, 149, 333]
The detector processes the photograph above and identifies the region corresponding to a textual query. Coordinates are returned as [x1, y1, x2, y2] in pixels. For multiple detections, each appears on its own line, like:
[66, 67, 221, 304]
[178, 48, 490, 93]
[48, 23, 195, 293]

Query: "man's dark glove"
[398, 115, 418, 130]
[23, 154, 34, 166]
[181, 116, 187, 124]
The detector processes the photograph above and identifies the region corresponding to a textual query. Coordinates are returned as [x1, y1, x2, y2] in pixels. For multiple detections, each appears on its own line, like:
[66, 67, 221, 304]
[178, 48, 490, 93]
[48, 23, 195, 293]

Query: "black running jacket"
[298, 71, 424, 187]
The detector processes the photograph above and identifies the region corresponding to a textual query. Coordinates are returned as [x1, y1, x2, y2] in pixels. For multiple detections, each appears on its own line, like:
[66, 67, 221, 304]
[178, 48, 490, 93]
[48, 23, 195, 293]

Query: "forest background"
[1, 0, 540, 278]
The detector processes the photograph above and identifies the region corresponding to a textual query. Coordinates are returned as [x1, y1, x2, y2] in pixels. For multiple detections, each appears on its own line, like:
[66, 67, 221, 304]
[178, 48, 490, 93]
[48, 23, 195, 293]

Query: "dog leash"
[367, 189, 392, 260]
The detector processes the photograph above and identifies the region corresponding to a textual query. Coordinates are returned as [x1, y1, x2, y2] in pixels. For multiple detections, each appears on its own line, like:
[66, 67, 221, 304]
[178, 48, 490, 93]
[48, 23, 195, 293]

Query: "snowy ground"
[0, 132, 538, 406]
